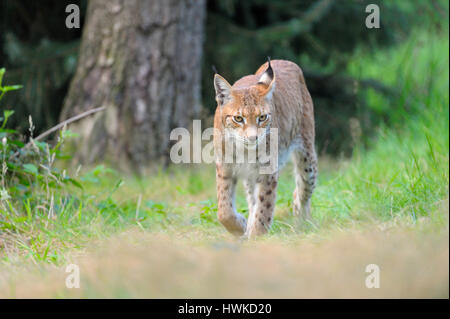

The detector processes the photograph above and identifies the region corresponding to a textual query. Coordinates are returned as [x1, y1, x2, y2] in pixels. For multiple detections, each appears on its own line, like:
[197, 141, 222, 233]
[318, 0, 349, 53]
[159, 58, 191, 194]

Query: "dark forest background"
[0, 0, 443, 156]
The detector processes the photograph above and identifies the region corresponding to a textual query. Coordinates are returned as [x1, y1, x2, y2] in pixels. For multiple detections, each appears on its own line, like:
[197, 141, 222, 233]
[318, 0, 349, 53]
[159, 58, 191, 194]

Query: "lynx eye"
[258, 114, 268, 122]
[233, 115, 244, 123]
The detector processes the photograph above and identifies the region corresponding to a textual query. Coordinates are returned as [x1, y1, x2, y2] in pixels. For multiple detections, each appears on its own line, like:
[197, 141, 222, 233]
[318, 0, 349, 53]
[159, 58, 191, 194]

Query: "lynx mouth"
[243, 142, 258, 149]
[225, 130, 269, 149]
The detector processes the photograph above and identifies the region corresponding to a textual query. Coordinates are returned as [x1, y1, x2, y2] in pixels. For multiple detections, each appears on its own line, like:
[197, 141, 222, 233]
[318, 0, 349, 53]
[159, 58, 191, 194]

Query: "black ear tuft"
[258, 57, 274, 86]
[266, 57, 273, 79]
[212, 65, 218, 74]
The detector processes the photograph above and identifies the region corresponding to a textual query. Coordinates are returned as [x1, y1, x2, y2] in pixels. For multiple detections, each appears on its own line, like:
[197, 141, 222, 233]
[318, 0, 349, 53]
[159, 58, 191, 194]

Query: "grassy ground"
[0, 20, 448, 297]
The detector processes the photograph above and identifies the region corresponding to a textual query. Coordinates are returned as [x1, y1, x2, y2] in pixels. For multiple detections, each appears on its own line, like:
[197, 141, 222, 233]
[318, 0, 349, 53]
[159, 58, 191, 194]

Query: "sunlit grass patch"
[1, 215, 447, 298]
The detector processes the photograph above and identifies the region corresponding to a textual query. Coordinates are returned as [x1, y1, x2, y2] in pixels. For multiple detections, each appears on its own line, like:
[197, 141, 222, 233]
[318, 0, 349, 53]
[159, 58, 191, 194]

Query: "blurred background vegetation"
[1, 0, 446, 157]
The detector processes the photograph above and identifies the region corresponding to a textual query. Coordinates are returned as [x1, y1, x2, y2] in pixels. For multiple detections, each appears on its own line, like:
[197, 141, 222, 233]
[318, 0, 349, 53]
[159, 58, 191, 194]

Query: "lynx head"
[214, 60, 275, 148]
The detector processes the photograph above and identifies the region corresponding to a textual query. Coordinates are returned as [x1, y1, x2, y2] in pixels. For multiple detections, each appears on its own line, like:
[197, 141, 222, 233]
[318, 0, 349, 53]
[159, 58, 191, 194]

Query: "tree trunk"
[61, 0, 205, 172]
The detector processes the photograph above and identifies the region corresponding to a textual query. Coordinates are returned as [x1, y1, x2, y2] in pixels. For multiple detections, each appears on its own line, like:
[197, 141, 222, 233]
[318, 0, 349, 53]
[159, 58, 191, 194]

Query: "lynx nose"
[246, 127, 258, 144]
[247, 135, 258, 143]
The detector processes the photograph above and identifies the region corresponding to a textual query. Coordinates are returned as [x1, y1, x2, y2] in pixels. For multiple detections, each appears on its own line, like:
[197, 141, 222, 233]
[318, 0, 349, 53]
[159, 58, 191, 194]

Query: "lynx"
[213, 59, 317, 238]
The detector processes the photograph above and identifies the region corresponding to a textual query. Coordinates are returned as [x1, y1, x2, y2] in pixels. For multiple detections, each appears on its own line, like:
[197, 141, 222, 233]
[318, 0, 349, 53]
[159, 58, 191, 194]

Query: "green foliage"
[0, 69, 86, 260]
[0, 75, 81, 200]
[1, 35, 80, 133]
[198, 200, 218, 224]
[0, 0, 85, 133]
[0, 68, 22, 101]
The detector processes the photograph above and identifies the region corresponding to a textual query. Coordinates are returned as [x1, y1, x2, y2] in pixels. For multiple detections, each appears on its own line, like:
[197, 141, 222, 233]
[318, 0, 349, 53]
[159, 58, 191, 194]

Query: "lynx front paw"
[218, 212, 247, 236]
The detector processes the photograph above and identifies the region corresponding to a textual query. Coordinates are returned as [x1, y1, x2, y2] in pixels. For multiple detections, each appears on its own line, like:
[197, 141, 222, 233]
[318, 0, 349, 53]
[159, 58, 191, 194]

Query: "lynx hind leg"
[216, 169, 247, 236]
[292, 148, 317, 220]
[245, 173, 278, 239]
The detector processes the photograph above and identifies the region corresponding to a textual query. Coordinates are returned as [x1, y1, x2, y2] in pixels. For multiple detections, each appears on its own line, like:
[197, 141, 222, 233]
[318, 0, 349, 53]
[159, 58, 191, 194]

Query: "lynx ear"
[214, 74, 232, 106]
[258, 58, 275, 100]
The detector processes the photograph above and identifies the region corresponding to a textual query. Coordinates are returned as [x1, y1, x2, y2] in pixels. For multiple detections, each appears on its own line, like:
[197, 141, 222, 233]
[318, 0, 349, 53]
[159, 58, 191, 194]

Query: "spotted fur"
[213, 59, 317, 238]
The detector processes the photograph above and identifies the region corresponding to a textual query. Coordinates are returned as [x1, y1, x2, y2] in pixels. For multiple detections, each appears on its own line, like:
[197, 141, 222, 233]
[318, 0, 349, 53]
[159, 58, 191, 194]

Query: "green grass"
[0, 20, 448, 273]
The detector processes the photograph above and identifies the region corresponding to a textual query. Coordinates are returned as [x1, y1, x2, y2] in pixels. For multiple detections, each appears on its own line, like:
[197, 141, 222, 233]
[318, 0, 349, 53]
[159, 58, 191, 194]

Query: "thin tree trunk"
[61, 0, 205, 172]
